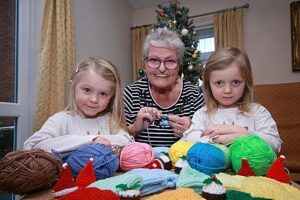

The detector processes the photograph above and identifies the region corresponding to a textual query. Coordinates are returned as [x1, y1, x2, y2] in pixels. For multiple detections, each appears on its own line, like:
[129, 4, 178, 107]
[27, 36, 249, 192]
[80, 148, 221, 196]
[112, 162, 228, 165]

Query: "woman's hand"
[128, 107, 161, 136]
[202, 124, 248, 144]
[168, 115, 191, 138]
[92, 136, 112, 147]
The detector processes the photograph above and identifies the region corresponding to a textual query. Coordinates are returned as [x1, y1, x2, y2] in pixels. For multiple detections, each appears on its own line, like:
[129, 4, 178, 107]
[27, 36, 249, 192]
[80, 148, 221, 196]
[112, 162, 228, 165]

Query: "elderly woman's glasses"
[144, 57, 179, 69]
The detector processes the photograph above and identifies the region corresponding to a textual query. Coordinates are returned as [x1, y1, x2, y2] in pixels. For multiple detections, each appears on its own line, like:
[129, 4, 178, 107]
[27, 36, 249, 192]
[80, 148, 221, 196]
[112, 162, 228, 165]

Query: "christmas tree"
[154, 0, 202, 85]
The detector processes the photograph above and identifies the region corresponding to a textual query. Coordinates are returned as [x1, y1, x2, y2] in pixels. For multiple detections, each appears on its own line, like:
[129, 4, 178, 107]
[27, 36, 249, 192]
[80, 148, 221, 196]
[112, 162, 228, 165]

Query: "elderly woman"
[123, 28, 204, 147]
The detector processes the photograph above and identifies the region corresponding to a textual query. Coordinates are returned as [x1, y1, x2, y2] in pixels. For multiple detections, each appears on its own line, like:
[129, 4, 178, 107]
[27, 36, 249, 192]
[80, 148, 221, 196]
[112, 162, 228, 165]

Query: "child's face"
[74, 70, 114, 118]
[209, 63, 245, 108]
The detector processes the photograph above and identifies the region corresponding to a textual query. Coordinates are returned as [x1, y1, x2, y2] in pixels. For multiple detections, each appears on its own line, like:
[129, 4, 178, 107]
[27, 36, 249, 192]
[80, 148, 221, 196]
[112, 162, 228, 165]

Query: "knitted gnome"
[238, 157, 256, 177]
[266, 155, 290, 184]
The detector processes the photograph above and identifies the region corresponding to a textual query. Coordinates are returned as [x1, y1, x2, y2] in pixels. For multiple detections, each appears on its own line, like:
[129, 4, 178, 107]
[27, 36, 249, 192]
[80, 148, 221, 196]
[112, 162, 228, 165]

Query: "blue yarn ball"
[187, 142, 226, 175]
[67, 143, 119, 180]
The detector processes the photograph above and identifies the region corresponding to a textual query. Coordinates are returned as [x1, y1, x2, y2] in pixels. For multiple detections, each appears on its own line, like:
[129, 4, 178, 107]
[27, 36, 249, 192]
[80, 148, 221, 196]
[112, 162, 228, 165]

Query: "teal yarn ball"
[229, 135, 277, 176]
[187, 142, 226, 175]
[212, 143, 231, 169]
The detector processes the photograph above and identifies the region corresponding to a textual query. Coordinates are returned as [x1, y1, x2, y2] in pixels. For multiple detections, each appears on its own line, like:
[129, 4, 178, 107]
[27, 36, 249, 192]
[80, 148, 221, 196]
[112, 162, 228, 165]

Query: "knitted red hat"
[57, 187, 120, 200]
[266, 155, 290, 184]
[144, 159, 164, 169]
[76, 158, 96, 188]
[53, 158, 97, 197]
[238, 157, 256, 177]
[53, 163, 77, 197]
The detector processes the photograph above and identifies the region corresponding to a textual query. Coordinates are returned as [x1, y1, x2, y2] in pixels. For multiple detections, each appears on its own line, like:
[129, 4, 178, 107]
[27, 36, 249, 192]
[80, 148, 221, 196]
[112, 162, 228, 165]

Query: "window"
[196, 26, 215, 64]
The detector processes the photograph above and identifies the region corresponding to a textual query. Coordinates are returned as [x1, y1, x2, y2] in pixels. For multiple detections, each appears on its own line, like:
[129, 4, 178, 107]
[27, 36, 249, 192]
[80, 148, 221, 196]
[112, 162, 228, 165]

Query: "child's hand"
[202, 124, 248, 144]
[168, 115, 191, 138]
[92, 136, 112, 147]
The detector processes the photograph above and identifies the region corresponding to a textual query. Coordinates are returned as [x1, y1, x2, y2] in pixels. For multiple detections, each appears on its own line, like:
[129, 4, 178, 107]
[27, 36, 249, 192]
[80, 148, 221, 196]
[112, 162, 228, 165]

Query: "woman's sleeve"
[251, 105, 283, 153]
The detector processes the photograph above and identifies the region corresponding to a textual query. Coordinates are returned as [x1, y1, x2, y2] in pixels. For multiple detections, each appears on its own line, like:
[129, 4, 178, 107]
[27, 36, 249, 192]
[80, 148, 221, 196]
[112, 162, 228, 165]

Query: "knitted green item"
[176, 165, 209, 193]
[226, 190, 271, 200]
[88, 173, 143, 193]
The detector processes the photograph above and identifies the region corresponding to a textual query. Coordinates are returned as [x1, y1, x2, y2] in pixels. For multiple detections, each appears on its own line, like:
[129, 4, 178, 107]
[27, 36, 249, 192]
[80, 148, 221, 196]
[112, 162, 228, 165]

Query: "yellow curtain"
[214, 8, 244, 48]
[131, 25, 152, 81]
[34, 0, 75, 131]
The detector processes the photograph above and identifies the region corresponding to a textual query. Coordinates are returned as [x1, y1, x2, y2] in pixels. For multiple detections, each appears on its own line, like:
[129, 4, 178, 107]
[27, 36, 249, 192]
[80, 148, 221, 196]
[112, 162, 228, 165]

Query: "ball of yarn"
[212, 143, 231, 169]
[67, 143, 119, 180]
[229, 135, 277, 176]
[0, 149, 62, 194]
[187, 142, 226, 175]
[168, 141, 194, 164]
[120, 142, 154, 171]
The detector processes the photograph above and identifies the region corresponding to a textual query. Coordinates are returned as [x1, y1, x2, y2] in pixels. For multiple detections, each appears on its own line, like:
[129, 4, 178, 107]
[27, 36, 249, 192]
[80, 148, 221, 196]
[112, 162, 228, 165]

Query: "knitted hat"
[266, 155, 290, 184]
[76, 158, 96, 188]
[53, 163, 78, 197]
[56, 187, 120, 200]
[238, 158, 256, 177]
[53, 158, 96, 197]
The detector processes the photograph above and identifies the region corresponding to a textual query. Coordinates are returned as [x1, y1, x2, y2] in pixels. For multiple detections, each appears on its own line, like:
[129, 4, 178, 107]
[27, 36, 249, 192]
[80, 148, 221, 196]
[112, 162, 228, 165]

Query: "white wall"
[132, 0, 300, 84]
[73, 0, 132, 86]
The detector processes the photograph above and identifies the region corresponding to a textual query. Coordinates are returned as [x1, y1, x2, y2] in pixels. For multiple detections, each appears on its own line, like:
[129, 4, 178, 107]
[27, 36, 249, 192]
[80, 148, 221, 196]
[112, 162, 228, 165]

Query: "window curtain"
[131, 25, 152, 81]
[214, 8, 244, 48]
[34, 0, 75, 131]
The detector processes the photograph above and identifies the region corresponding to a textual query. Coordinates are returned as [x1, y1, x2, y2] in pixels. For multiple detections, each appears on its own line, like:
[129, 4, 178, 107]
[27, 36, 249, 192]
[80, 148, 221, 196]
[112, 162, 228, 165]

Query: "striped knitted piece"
[127, 168, 178, 196]
[176, 165, 209, 193]
[88, 173, 142, 194]
[146, 188, 205, 200]
[240, 176, 300, 200]
[216, 173, 246, 191]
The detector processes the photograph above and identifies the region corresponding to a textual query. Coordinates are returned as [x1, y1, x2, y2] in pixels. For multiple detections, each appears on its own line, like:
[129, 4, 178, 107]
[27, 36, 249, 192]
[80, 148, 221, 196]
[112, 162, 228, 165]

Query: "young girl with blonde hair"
[182, 47, 282, 152]
[24, 56, 133, 152]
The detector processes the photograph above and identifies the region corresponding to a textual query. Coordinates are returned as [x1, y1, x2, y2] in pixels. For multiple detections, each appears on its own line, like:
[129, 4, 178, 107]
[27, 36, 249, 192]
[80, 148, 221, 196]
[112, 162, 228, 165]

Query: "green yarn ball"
[229, 135, 277, 176]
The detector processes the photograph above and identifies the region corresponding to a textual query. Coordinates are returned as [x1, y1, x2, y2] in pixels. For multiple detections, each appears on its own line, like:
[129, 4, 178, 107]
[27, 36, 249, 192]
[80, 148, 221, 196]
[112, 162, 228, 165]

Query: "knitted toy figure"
[266, 155, 290, 184]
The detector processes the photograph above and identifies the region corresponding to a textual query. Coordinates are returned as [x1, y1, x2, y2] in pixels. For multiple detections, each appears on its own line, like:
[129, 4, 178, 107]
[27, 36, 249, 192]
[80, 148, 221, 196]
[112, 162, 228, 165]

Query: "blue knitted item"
[88, 173, 143, 193]
[127, 168, 178, 196]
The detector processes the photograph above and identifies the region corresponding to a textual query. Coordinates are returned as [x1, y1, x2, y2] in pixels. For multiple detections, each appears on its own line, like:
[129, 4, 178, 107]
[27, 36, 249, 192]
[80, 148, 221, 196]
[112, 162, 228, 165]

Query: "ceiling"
[125, 0, 169, 9]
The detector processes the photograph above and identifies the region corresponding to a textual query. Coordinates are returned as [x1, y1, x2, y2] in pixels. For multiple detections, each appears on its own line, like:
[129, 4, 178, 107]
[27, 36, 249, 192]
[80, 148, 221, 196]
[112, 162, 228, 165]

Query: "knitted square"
[176, 165, 209, 193]
[127, 168, 178, 196]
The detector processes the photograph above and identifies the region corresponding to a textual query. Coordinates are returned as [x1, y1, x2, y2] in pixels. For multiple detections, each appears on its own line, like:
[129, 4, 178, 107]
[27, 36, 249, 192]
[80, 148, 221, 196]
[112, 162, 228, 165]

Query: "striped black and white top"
[123, 77, 205, 147]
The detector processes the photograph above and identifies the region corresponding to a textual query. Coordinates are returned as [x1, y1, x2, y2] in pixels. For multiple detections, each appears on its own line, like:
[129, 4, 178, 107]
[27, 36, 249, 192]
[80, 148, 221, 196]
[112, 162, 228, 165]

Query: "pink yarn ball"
[120, 142, 154, 171]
